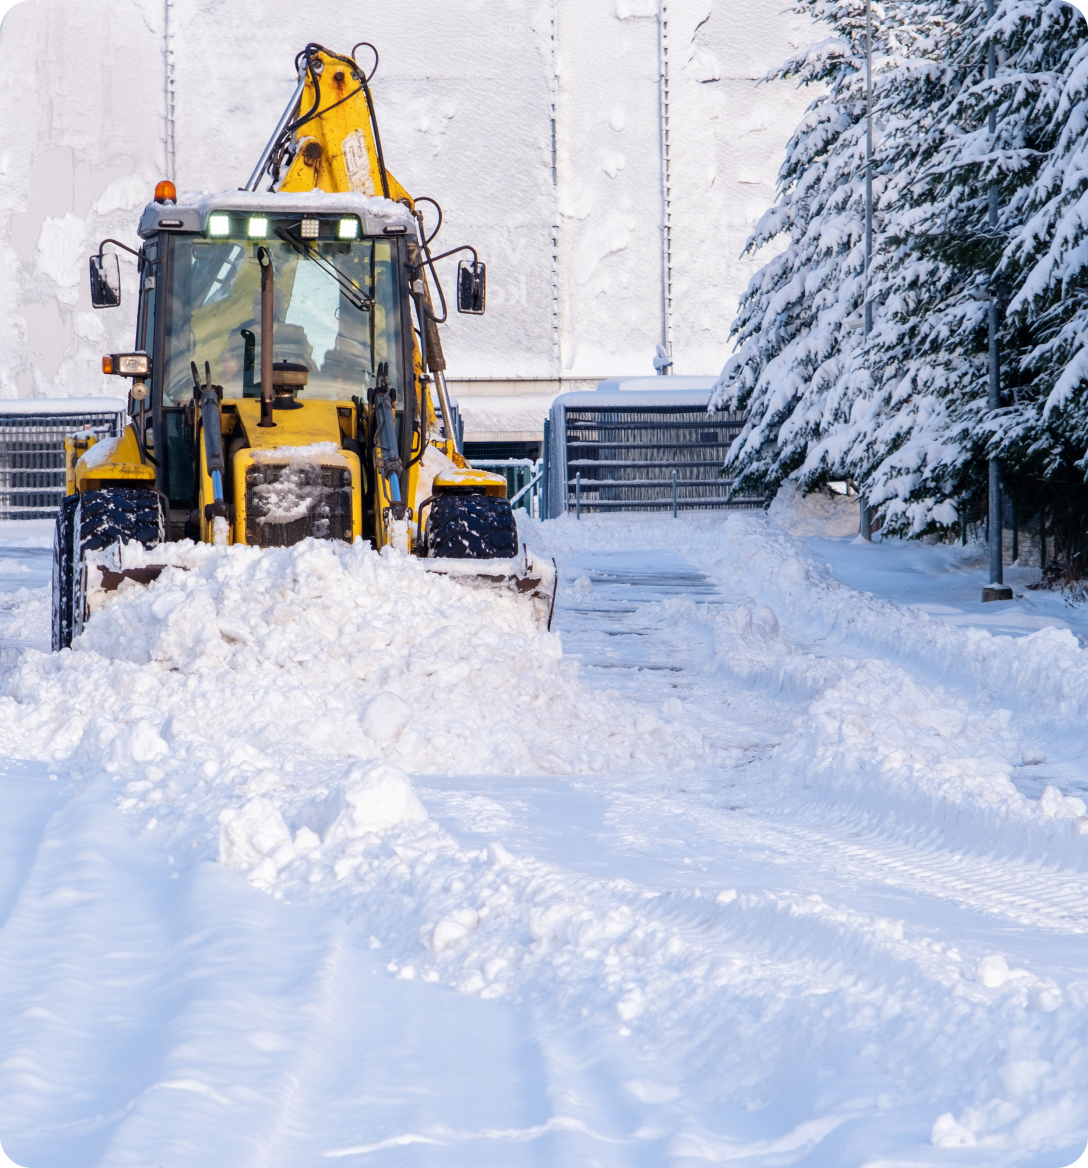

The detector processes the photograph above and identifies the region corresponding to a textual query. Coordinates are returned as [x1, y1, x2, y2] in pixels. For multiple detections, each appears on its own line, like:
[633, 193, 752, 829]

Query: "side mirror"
[90, 253, 121, 309]
[457, 259, 486, 315]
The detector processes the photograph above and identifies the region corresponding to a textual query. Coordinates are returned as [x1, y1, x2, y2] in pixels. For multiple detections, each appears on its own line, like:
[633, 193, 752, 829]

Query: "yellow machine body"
[72, 45, 504, 553]
[55, 42, 554, 655]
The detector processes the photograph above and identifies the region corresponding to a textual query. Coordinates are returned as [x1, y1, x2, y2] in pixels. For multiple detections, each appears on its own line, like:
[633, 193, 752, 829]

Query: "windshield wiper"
[276, 228, 373, 311]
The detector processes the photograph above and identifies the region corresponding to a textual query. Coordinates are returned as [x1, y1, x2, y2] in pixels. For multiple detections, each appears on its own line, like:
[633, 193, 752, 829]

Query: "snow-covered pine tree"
[993, 2, 1088, 566]
[847, 0, 1088, 537]
[715, 0, 1088, 544]
[711, 0, 969, 511]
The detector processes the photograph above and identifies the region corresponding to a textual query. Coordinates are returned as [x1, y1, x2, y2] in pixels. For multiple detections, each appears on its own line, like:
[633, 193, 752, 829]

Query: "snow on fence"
[543, 390, 763, 518]
[0, 399, 127, 521]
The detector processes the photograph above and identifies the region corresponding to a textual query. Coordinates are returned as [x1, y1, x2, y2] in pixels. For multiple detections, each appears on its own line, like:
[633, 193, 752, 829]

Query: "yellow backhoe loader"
[52, 42, 555, 650]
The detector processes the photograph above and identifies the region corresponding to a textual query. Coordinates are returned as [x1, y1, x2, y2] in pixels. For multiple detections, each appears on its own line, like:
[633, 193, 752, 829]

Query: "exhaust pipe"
[258, 246, 276, 428]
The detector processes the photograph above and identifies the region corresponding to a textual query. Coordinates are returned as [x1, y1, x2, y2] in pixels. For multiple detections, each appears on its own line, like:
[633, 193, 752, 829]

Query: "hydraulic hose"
[191, 361, 225, 502]
[376, 393, 401, 501]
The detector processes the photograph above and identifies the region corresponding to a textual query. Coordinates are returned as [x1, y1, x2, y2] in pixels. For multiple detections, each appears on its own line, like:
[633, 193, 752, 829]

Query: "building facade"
[0, 0, 816, 451]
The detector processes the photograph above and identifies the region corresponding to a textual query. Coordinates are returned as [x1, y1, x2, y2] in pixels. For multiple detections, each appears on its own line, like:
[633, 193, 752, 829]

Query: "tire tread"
[427, 494, 518, 559]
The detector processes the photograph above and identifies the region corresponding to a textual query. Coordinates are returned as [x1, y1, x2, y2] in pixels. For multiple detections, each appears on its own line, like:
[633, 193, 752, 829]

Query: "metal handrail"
[510, 468, 543, 507]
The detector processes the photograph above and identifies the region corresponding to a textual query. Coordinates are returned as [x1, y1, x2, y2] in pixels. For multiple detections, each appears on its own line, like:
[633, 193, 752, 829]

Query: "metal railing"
[470, 458, 543, 517]
[0, 406, 126, 520]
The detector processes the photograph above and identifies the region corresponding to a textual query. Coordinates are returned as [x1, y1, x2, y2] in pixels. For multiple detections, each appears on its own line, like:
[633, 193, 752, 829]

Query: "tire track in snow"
[545, 529, 1088, 944]
[672, 798, 1088, 935]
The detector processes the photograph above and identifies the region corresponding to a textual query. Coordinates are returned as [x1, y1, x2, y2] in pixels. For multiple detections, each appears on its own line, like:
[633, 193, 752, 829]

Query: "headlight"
[102, 352, 151, 376]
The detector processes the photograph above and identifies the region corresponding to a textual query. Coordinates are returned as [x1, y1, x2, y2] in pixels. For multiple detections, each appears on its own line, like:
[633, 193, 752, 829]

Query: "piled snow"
[5, 514, 1088, 1163]
[526, 511, 1088, 850]
[1, 538, 703, 893]
[767, 479, 861, 537]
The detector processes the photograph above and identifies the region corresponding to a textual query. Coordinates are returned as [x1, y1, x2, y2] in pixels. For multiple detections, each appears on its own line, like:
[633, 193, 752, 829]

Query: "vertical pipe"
[542, 417, 550, 520]
[658, 1, 673, 365]
[1040, 509, 1047, 570]
[434, 370, 456, 451]
[864, 0, 873, 339]
[986, 0, 1002, 587]
[1012, 498, 1018, 563]
[550, 0, 562, 383]
[575, 471, 581, 520]
[258, 247, 276, 428]
[672, 468, 678, 518]
[164, 0, 175, 182]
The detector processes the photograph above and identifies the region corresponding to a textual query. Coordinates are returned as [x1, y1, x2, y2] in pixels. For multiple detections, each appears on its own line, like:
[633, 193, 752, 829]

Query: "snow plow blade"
[422, 545, 558, 630]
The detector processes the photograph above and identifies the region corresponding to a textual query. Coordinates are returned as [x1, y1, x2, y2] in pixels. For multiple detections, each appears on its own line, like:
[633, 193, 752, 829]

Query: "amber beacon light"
[155, 180, 177, 204]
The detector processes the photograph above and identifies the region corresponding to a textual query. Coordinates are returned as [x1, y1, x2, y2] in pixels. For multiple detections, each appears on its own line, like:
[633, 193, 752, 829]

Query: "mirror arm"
[97, 238, 141, 260]
[411, 243, 479, 271]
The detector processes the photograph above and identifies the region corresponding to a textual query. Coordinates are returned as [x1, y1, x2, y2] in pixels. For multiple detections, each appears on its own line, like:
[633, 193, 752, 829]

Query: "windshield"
[162, 236, 406, 405]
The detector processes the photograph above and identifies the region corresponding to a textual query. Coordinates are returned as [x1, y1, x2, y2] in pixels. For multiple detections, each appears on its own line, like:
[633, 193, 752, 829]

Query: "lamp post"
[859, 0, 875, 540]
[983, 0, 1011, 601]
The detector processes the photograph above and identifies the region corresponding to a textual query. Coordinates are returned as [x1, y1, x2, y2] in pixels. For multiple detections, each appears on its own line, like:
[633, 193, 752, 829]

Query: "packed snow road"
[0, 512, 1087, 1167]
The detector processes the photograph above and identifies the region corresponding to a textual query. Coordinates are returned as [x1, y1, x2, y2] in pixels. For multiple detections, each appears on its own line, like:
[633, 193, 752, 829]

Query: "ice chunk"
[976, 953, 1009, 988]
[323, 761, 427, 846]
[218, 797, 294, 871]
[431, 908, 479, 953]
[105, 719, 169, 771]
[361, 690, 411, 745]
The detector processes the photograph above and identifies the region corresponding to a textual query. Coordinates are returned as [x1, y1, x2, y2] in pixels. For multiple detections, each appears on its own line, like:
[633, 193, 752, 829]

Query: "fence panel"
[0, 408, 126, 520]
[556, 404, 762, 514]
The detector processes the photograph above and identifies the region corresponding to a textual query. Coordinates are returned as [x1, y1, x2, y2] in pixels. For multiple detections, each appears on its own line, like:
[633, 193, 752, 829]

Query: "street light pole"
[859, 0, 874, 540]
[983, 0, 1010, 600]
[864, 0, 873, 341]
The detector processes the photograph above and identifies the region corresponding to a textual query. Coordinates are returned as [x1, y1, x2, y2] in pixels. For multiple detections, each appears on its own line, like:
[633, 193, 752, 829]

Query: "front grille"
[245, 462, 353, 547]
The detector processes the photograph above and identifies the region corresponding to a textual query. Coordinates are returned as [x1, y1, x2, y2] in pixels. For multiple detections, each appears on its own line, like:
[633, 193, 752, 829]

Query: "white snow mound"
[0, 537, 705, 889]
[324, 761, 428, 845]
[768, 480, 861, 538]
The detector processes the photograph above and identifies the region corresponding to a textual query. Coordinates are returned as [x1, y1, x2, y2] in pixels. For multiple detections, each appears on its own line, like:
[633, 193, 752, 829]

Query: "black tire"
[51, 495, 79, 651]
[77, 487, 165, 557]
[52, 488, 165, 650]
[426, 494, 519, 560]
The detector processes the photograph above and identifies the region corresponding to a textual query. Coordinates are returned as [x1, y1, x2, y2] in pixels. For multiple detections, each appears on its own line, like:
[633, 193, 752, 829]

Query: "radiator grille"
[245, 462, 353, 547]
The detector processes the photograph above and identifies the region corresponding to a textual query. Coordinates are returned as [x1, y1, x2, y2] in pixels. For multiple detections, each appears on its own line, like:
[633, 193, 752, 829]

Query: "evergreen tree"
[714, 0, 1088, 546]
[849, 0, 1086, 537]
[713, 0, 970, 514]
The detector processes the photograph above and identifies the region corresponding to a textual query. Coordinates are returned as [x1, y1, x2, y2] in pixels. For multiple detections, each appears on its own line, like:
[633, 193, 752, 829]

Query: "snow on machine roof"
[138, 189, 418, 240]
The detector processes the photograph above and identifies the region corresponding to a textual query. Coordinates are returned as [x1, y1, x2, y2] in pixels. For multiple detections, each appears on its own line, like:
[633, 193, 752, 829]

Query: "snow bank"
[525, 511, 1088, 854]
[0, 538, 704, 888]
[4, 510, 1088, 1164]
[767, 479, 861, 537]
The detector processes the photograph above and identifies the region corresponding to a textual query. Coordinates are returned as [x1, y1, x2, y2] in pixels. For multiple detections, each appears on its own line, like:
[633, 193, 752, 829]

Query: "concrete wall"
[0, 0, 818, 437]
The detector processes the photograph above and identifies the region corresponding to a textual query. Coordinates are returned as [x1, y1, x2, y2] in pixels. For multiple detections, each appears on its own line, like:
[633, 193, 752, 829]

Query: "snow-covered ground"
[2, 510, 1088, 1166]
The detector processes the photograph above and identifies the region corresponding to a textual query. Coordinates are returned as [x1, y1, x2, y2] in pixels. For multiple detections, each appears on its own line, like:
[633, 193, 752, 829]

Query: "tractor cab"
[116, 190, 421, 544]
